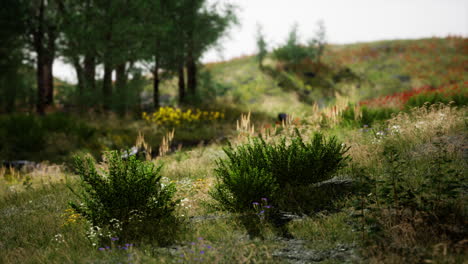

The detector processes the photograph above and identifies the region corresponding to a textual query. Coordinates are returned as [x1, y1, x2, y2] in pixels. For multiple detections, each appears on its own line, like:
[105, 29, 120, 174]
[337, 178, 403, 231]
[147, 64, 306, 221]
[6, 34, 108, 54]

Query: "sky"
[54, 0, 468, 82]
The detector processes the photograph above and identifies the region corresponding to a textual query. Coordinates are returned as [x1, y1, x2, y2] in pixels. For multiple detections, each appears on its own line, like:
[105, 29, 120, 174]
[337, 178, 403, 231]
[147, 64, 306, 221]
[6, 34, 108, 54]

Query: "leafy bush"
[405, 90, 468, 108]
[273, 24, 312, 68]
[0, 114, 45, 160]
[0, 113, 96, 161]
[351, 130, 466, 256]
[341, 105, 397, 127]
[210, 131, 350, 213]
[142, 106, 224, 127]
[273, 22, 326, 68]
[69, 151, 179, 244]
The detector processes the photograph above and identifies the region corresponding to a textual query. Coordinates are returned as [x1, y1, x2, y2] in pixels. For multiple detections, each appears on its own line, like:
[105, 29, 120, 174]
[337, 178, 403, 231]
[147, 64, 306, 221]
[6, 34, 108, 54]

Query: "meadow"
[0, 37, 467, 263]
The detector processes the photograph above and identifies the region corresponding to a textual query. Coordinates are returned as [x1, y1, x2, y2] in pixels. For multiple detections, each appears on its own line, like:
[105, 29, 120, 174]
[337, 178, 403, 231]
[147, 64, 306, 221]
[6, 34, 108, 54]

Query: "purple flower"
[259, 210, 265, 214]
[206, 245, 212, 249]
[263, 205, 272, 209]
[197, 237, 203, 240]
[252, 202, 259, 205]
[200, 250, 205, 254]
[261, 198, 268, 202]
[125, 243, 133, 247]
[98, 247, 105, 251]
[121, 246, 128, 250]
[190, 242, 196, 245]
[111, 237, 119, 241]
[105, 246, 110, 249]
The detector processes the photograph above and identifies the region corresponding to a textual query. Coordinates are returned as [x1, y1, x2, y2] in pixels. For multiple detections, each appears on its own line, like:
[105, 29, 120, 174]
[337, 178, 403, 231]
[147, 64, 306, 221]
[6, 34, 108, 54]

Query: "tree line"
[0, 0, 237, 114]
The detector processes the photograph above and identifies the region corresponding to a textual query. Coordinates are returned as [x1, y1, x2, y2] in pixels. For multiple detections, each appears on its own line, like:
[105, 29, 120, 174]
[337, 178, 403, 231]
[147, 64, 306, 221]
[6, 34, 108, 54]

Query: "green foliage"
[0, 0, 30, 113]
[69, 151, 179, 243]
[0, 114, 45, 160]
[273, 24, 311, 67]
[210, 131, 350, 213]
[0, 113, 96, 161]
[351, 138, 466, 242]
[272, 22, 327, 68]
[405, 90, 468, 109]
[255, 24, 268, 68]
[341, 105, 397, 127]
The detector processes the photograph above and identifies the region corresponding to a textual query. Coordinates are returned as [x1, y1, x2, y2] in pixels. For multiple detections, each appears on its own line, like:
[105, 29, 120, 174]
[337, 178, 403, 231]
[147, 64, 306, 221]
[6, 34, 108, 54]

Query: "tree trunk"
[153, 67, 160, 110]
[103, 62, 113, 109]
[44, 56, 54, 106]
[35, 0, 46, 115]
[178, 65, 186, 104]
[115, 63, 127, 114]
[84, 53, 96, 91]
[186, 52, 197, 96]
[116, 63, 127, 88]
[73, 58, 84, 96]
[44, 25, 56, 107]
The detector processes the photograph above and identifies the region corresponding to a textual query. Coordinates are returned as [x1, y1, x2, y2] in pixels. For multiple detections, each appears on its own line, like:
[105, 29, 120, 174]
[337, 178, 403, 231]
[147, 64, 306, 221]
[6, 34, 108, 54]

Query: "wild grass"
[1, 37, 466, 263]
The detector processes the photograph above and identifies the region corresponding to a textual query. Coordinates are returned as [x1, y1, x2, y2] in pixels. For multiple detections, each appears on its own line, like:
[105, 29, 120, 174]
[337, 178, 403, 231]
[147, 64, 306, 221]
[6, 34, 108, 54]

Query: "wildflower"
[252, 202, 259, 205]
[261, 198, 268, 202]
[376, 131, 385, 137]
[111, 237, 119, 241]
[98, 248, 105, 251]
[200, 250, 205, 254]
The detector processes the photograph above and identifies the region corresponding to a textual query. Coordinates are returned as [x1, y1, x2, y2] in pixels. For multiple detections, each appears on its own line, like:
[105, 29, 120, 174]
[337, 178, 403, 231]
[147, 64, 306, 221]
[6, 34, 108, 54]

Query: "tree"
[25, 0, 60, 114]
[255, 24, 268, 69]
[55, 0, 99, 105]
[0, 0, 27, 112]
[273, 22, 327, 70]
[141, 0, 237, 107]
[308, 20, 326, 64]
[183, 1, 237, 97]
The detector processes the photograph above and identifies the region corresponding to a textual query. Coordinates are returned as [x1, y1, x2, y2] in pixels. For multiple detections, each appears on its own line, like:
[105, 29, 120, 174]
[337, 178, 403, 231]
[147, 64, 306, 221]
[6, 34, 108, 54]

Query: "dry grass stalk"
[159, 129, 175, 157]
[386, 103, 465, 146]
[136, 131, 152, 161]
[0, 166, 5, 179]
[236, 112, 255, 139]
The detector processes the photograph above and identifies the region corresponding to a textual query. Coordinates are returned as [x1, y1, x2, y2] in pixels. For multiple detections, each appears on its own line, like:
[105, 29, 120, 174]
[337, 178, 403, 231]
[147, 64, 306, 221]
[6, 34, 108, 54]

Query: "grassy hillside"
[0, 37, 467, 263]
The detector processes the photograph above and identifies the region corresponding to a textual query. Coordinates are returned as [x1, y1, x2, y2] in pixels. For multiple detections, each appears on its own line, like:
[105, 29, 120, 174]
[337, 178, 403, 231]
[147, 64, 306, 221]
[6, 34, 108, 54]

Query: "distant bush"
[0, 114, 45, 160]
[69, 151, 179, 244]
[0, 113, 96, 161]
[273, 22, 326, 69]
[405, 89, 468, 108]
[210, 131, 350, 213]
[341, 105, 397, 127]
[143, 106, 224, 127]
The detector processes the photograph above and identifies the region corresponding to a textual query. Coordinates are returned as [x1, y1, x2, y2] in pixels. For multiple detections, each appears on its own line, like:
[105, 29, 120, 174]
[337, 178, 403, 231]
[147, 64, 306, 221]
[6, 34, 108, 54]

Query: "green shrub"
[69, 151, 179, 244]
[405, 91, 468, 108]
[341, 105, 397, 127]
[210, 131, 350, 213]
[0, 113, 96, 161]
[0, 114, 45, 160]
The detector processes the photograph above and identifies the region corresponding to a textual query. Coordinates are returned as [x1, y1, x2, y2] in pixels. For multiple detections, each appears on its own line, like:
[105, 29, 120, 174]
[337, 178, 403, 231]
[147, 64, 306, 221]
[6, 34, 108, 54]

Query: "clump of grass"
[69, 151, 180, 245]
[210, 130, 350, 214]
[346, 103, 467, 262]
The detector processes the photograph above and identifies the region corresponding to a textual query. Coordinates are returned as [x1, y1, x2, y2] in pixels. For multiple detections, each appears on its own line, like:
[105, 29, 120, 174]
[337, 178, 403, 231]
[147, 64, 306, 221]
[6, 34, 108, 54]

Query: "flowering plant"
[142, 107, 224, 127]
